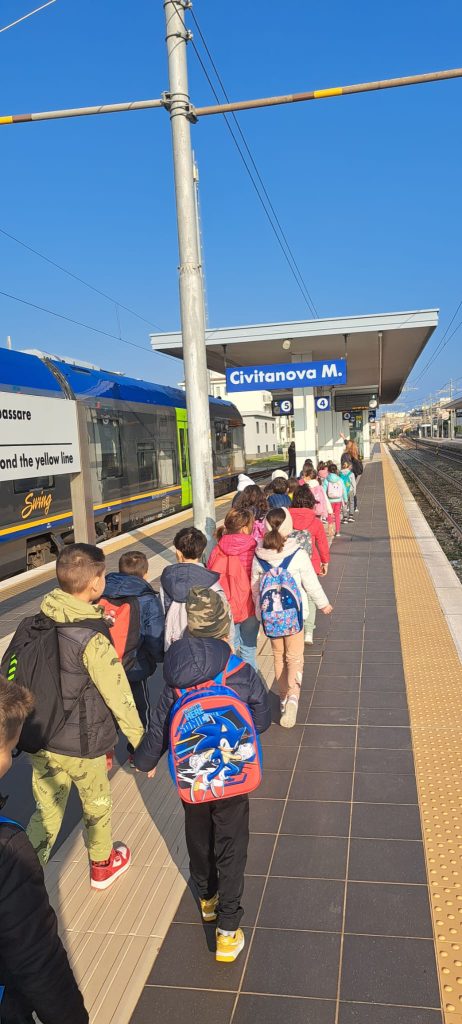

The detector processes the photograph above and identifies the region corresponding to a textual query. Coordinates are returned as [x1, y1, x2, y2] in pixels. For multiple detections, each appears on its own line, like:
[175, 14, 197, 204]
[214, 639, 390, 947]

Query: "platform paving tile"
[129, 461, 442, 1024]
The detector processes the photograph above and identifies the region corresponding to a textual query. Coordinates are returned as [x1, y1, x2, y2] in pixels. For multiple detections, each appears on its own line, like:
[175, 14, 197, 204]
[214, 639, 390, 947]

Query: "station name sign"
[226, 359, 347, 393]
[0, 392, 81, 483]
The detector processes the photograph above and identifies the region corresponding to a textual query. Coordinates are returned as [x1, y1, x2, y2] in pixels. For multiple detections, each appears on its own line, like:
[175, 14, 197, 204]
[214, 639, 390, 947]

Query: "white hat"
[271, 469, 289, 482]
[237, 473, 255, 492]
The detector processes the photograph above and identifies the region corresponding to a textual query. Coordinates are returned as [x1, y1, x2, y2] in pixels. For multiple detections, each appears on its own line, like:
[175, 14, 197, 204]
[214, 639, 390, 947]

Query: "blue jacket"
[104, 572, 164, 682]
[268, 493, 291, 509]
[133, 634, 271, 771]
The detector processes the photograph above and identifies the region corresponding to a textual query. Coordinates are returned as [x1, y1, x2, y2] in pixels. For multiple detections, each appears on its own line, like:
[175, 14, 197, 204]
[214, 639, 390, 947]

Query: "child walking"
[208, 508, 259, 669]
[267, 475, 291, 509]
[160, 526, 228, 649]
[0, 677, 89, 1024]
[233, 484, 268, 543]
[340, 457, 356, 523]
[290, 486, 331, 643]
[104, 550, 165, 736]
[25, 544, 144, 888]
[322, 462, 348, 537]
[133, 587, 271, 963]
[251, 508, 332, 728]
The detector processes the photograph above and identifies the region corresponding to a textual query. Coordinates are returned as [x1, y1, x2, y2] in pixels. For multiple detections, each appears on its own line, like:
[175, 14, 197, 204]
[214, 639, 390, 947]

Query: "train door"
[176, 409, 192, 506]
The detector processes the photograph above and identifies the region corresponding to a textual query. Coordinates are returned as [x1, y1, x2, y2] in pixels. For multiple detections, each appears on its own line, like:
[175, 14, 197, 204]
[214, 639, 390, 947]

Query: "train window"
[179, 428, 189, 477]
[14, 476, 54, 493]
[96, 417, 123, 479]
[137, 443, 158, 487]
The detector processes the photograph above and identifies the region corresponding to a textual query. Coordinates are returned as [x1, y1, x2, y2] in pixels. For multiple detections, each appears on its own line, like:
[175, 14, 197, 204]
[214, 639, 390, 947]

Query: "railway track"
[389, 441, 462, 544]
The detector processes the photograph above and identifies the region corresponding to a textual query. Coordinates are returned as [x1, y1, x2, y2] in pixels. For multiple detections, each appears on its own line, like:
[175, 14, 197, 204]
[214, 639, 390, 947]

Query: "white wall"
[243, 414, 277, 458]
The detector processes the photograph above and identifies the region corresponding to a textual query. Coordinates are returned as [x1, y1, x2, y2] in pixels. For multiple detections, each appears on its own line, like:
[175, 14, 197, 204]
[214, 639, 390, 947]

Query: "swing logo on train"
[169, 672, 262, 804]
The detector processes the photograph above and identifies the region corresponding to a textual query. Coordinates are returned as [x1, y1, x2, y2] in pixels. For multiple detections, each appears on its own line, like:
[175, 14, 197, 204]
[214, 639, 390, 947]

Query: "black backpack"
[1, 612, 108, 754]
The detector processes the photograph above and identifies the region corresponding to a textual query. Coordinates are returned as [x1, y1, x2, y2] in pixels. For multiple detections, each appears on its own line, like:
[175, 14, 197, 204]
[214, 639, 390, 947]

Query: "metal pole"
[163, 0, 215, 541]
[70, 403, 96, 545]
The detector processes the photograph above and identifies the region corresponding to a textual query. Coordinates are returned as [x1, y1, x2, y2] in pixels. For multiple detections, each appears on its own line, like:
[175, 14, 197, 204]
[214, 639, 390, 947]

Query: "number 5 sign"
[315, 396, 331, 412]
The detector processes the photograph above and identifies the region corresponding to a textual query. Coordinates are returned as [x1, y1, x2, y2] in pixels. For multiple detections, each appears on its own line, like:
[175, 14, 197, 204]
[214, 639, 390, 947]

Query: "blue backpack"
[257, 552, 304, 638]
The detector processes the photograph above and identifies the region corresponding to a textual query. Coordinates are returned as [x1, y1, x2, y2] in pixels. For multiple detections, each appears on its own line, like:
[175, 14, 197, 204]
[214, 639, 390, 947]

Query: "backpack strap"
[280, 551, 297, 571]
[256, 556, 271, 572]
[0, 815, 24, 830]
[222, 654, 245, 683]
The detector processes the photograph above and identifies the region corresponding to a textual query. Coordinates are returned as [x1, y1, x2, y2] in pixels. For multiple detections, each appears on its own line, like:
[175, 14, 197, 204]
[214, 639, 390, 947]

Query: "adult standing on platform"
[340, 434, 363, 510]
[288, 441, 296, 477]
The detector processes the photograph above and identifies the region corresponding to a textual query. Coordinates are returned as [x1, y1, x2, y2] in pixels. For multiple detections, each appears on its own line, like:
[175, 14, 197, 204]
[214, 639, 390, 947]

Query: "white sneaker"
[280, 697, 299, 729]
[280, 696, 288, 715]
[304, 631, 314, 645]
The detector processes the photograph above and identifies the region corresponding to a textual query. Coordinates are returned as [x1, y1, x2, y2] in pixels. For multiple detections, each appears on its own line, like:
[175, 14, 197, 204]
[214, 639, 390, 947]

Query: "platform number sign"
[272, 398, 294, 416]
[342, 412, 352, 422]
[315, 396, 331, 413]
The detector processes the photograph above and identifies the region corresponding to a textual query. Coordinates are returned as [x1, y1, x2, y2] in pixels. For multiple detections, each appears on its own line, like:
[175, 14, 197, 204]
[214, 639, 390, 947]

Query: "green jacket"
[40, 589, 144, 753]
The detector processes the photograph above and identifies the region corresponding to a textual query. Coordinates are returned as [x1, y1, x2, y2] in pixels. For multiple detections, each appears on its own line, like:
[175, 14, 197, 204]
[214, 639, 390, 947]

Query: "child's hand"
[147, 767, 157, 779]
[321, 603, 333, 615]
[320, 564, 328, 576]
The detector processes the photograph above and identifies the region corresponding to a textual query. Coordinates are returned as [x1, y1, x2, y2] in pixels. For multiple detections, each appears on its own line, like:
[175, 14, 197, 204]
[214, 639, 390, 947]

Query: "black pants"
[127, 678, 151, 754]
[183, 794, 249, 931]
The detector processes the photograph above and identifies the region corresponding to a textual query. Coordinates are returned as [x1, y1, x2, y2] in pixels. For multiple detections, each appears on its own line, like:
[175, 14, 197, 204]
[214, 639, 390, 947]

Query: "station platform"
[3, 449, 462, 1024]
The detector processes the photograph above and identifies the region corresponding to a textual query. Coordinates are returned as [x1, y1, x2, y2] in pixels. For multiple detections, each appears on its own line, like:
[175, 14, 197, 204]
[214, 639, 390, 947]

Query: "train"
[0, 348, 246, 579]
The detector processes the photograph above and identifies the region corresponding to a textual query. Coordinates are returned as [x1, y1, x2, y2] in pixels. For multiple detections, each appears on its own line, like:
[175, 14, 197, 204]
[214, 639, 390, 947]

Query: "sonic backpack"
[257, 552, 304, 639]
[168, 654, 262, 804]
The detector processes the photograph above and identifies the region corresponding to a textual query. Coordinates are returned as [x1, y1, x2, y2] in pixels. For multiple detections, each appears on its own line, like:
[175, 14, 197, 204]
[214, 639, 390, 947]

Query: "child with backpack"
[133, 586, 271, 964]
[160, 527, 229, 650]
[290, 486, 330, 644]
[0, 676, 89, 1024]
[267, 475, 291, 509]
[251, 508, 332, 727]
[7, 544, 145, 888]
[322, 462, 348, 537]
[232, 484, 268, 543]
[103, 550, 164, 746]
[0, 675, 88, 1024]
[208, 509, 259, 669]
[339, 457, 356, 523]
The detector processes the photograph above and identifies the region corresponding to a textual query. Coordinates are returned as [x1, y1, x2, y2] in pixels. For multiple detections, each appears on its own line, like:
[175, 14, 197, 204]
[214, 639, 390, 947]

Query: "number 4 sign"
[315, 396, 331, 412]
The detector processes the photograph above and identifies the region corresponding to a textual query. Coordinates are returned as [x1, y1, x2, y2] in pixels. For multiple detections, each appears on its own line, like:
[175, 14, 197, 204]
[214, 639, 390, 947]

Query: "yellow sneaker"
[216, 928, 245, 963]
[200, 894, 219, 922]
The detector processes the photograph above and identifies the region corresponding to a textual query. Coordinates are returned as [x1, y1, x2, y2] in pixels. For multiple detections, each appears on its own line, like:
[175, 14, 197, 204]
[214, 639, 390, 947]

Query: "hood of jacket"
[327, 472, 341, 482]
[290, 507, 317, 529]
[218, 534, 256, 557]
[163, 634, 230, 689]
[41, 588, 105, 624]
[104, 571, 156, 599]
[160, 563, 220, 603]
[255, 536, 300, 565]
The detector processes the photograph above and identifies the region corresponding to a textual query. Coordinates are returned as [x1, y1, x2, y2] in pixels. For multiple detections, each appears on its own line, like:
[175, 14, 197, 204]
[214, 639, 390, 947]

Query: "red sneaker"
[106, 751, 114, 772]
[90, 844, 131, 890]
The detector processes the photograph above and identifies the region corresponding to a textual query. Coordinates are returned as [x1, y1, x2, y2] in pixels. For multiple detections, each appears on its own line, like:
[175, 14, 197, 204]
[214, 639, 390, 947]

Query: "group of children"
[0, 448, 362, 1019]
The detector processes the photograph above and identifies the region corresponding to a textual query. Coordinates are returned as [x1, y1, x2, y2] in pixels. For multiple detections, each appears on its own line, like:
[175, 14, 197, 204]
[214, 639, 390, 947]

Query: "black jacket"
[0, 820, 88, 1024]
[160, 563, 222, 611]
[104, 572, 164, 682]
[133, 635, 271, 772]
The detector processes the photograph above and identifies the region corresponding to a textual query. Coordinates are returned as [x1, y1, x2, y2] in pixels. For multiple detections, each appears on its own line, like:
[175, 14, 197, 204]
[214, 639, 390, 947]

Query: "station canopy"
[150, 309, 438, 405]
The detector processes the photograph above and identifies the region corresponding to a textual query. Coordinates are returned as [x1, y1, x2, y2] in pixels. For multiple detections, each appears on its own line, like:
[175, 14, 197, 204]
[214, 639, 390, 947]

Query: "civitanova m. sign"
[225, 359, 347, 393]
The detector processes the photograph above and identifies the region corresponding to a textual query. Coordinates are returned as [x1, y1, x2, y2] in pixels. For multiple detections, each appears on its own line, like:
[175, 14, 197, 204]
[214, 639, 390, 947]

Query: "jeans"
[127, 677, 151, 754]
[184, 794, 249, 931]
[233, 616, 260, 670]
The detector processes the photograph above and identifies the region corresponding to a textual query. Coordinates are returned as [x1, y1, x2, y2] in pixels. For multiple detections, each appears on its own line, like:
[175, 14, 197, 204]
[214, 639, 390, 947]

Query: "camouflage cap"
[186, 586, 232, 640]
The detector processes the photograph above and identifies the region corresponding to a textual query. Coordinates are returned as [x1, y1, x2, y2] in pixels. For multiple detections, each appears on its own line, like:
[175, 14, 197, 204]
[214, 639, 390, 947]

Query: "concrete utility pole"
[163, 0, 215, 541]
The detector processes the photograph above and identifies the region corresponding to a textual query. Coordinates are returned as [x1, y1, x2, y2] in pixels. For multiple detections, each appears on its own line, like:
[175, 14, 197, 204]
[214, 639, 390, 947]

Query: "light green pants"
[304, 597, 317, 638]
[27, 750, 112, 865]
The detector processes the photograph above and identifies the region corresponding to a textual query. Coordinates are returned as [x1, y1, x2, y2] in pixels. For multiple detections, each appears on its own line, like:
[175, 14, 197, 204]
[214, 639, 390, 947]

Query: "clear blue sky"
[0, 0, 461, 409]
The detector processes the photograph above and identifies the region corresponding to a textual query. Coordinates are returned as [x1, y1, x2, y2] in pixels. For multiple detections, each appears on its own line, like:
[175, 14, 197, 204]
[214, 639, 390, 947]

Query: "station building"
[151, 308, 438, 471]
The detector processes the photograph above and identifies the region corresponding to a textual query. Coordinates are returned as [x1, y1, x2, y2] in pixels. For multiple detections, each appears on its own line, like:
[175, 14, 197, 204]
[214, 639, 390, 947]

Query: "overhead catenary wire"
[189, 8, 318, 318]
[0, 225, 165, 332]
[189, 31, 318, 318]
[0, 287, 157, 355]
[0, 68, 461, 126]
[0, 0, 58, 34]
[410, 300, 462, 386]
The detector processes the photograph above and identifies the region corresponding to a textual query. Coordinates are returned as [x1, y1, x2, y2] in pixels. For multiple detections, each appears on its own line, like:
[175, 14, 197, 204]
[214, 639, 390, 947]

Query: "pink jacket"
[308, 480, 329, 520]
[208, 533, 257, 622]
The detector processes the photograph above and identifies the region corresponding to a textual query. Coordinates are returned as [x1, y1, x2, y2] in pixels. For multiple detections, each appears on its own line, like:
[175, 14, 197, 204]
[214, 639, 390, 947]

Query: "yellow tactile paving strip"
[383, 453, 462, 1023]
